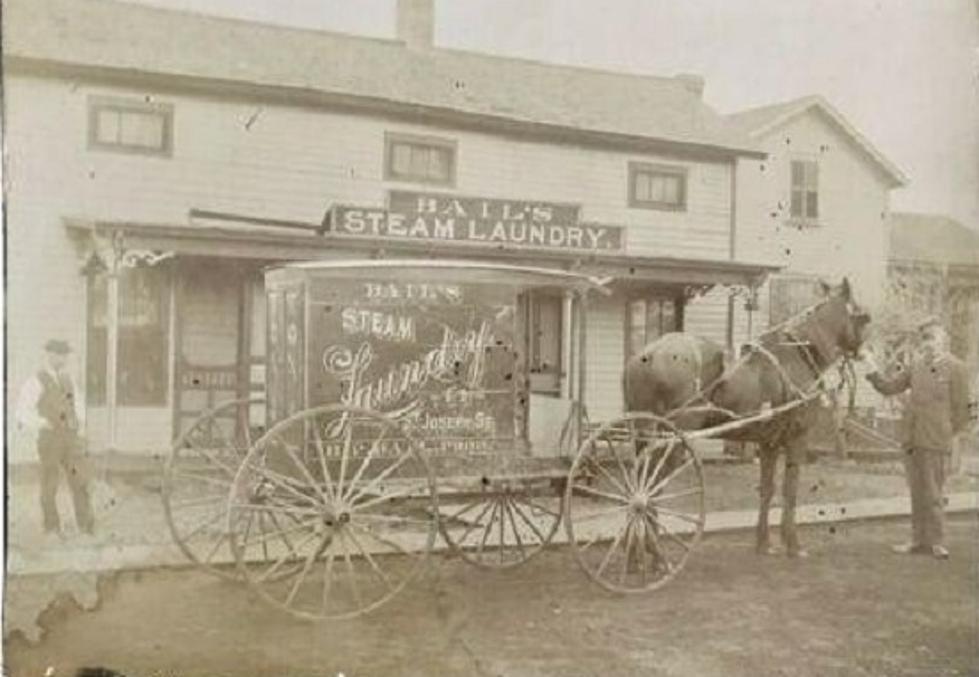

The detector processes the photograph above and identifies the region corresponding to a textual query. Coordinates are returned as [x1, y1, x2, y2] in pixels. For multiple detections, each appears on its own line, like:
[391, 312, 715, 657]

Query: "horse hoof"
[787, 549, 809, 559]
[756, 545, 778, 556]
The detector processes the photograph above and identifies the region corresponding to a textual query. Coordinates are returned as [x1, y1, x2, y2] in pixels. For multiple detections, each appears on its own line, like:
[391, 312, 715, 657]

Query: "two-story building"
[4, 0, 776, 458]
[725, 96, 908, 410]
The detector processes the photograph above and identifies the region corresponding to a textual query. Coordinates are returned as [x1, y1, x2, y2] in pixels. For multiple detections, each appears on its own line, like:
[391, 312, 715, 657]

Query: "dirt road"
[5, 516, 977, 677]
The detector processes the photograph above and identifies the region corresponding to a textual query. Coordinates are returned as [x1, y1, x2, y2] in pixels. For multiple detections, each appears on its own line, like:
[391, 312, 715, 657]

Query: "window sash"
[789, 160, 819, 220]
[629, 163, 687, 210]
[386, 136, 455, 184]
[89, 98, 172, 155]
[626, 296, 680, 359]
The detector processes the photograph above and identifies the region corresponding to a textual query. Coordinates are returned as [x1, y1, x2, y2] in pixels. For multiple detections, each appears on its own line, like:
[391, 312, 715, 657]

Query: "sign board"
[328, 191, 625, 252]
[305, 277, 519, 456]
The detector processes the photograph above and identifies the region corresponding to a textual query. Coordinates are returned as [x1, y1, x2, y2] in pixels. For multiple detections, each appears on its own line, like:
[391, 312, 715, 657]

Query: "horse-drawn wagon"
[162, 259, 868, 620]
[162, 259, 709, 620]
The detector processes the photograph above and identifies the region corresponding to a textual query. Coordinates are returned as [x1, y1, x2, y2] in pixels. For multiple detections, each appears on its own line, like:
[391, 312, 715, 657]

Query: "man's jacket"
[867, 355, 971, 452]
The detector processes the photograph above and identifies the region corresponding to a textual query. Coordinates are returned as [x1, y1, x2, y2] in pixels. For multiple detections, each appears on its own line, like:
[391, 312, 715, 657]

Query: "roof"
[725, 95, 907, 187]
[888, 212, 979, 267]
[3, 0, 762, 157]
[270, 259, 611, 294]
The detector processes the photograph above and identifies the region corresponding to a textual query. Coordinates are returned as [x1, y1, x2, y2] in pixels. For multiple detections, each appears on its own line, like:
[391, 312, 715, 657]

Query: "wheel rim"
[565, 413, 705, 594]
[163, 397, 266, 579]
[227, 405, 438, 621]
[438, 481, 562, 568]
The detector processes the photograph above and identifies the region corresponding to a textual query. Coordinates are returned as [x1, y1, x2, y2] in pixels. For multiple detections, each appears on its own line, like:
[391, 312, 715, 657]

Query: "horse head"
[815, 277, 871, 359]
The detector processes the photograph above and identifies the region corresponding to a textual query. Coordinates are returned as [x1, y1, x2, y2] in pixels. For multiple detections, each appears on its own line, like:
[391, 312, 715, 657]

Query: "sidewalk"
[7, 481, 976, 577]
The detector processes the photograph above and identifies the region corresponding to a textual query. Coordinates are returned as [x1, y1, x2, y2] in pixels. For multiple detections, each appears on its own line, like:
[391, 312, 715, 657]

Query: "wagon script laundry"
[321, 320, 496, 420]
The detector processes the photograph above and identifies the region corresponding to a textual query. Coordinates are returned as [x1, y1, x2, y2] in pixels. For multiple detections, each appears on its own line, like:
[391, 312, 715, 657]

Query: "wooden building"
[4, 0, 776, 458]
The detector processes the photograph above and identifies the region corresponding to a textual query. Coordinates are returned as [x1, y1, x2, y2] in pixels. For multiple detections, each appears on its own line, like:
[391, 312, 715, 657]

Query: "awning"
[65, 211, 781, 292]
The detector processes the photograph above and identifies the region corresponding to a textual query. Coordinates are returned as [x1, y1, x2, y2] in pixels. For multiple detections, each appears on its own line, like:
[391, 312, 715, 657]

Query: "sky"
[129, 0, 979, 228]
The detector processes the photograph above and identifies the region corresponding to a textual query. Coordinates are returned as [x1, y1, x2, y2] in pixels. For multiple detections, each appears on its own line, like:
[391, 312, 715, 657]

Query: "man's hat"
[44, 339, 71, 355]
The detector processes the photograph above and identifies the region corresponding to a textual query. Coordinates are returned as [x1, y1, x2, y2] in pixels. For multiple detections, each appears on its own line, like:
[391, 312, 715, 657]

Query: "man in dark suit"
[16, 339, 95, 539]
[863, 319, 970, 559]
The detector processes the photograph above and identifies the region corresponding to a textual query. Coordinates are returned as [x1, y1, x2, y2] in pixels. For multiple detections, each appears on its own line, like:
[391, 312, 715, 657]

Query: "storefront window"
[87, 264, 171, 406]
[626, 295, 680, 359]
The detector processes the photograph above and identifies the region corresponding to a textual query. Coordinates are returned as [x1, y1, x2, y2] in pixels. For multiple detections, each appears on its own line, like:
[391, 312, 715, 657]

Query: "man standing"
[16, 339, 95, 539]
[863, 319, 970, 559]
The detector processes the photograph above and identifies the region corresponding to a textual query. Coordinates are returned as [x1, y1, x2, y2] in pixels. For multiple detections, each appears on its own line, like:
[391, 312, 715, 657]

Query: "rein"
[664, 295, 856, 424]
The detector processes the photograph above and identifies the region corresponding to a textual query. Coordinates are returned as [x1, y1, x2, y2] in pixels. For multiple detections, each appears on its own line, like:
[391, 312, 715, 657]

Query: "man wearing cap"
[16, 339, 95, 538]
[862, 319, 970, 559]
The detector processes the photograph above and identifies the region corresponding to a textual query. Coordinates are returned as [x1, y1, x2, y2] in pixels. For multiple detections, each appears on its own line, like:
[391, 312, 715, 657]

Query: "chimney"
[397, 0, 434, 50]
[674, 73, 705, 98]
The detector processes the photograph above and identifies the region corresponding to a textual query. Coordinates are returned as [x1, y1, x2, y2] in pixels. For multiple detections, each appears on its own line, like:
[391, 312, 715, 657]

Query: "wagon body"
[164, 259, 707, 621]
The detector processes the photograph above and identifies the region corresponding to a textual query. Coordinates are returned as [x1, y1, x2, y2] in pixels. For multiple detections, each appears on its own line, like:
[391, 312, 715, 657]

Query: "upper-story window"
[628, 162, 687, 211]
[790, 159, 819, 222]
[88, 96, 174, 156]
[385, 132, 456, 185]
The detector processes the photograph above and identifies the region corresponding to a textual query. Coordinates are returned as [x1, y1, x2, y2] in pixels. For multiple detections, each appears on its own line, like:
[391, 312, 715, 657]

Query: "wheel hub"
[629, 494, 648, 513]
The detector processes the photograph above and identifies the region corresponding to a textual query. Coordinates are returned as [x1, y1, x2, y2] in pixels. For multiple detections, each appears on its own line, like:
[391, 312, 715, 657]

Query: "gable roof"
[3, 0, 762, 158]
[726, 95, 907, 187]
[888, 212, 979, 267]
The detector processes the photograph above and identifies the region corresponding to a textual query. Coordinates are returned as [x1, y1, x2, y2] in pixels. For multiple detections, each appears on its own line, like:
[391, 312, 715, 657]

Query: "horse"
[623, 278, 870, 557]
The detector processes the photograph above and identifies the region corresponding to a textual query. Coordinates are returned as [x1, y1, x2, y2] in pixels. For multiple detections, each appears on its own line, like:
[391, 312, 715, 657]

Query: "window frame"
[624, 291, 684, 361]
[384, 131, 457, 186]
[86, 263, 172, 407]
[87, 95, 175, 157]
[627, 161, 688, 212]
[788, 157, 820, 225]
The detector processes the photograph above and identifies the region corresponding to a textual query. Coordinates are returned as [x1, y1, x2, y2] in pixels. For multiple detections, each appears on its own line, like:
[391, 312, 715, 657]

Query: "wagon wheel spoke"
[273, 435, 331, 507]
[335, 420, 355, 504]
[567, 413, 704, 594]
[570, 483, 630, 504]
[502, 498, 527, 561]
[339, 530, 363, 610]
[452, 500, 496, 547]
[321, 551, 336, 615]
[283, 532, 332, 608]
[344, 525, 396, 592]
[230, 404, 436, 620]
[595, 521, 629, 579]
[508, 498, 548, 544]
[605, 434, 635, 492]
[642, 439, 678, 494]
[342, 427, 390, 503]
[311, 422, 338, 504]
[648, 456, 694, 497]
[347, 450, 415, 507]
[579, 453, 631, 498]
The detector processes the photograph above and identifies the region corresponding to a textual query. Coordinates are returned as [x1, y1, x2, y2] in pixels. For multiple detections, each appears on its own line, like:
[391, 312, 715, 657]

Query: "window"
[87, 264, 172, 406]
[385, 133, 456, 185]
[790, 159, 819, 221]
[769, 274, 822, 325]
[88, 96, 173, 156]
[629, 162, 687, 211]
[528, 293, 563, 394]
[626, 294, 681, 359]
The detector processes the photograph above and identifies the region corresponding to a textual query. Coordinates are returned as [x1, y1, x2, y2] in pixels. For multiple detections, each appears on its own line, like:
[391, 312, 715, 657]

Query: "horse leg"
[780, 436, 808, 558]
[755, 445, 778, 555]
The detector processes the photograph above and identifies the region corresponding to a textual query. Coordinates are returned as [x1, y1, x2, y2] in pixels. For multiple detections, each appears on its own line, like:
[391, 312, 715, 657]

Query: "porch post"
[106, 267, 120, 451]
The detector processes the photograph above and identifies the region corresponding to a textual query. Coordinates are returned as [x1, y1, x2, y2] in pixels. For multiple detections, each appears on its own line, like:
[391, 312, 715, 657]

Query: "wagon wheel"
[162, 397, 267, 579]
[438, 480, 563, 568]
[564, 413, 705, 594]
[227, 405, 438, 621]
